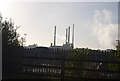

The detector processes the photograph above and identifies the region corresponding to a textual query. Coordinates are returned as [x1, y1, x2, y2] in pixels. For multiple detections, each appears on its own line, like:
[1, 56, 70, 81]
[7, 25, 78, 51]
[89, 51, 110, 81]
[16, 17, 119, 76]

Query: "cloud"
[92, 9, 118, 49]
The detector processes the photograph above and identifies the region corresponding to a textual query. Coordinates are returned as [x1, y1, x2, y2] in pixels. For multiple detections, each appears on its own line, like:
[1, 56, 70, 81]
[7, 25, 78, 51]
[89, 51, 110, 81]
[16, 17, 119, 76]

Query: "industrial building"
[50, 24, 74, 50]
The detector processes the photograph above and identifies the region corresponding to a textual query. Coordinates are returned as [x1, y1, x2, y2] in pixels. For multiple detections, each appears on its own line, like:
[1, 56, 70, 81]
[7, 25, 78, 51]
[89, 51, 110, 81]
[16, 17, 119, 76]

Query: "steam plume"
[92, 9, 118, 49]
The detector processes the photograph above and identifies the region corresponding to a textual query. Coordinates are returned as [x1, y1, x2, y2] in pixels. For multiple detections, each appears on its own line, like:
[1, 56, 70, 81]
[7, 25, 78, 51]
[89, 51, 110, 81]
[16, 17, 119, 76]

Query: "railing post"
[18, 47, 24, 78]
[61, 55, 65, 81]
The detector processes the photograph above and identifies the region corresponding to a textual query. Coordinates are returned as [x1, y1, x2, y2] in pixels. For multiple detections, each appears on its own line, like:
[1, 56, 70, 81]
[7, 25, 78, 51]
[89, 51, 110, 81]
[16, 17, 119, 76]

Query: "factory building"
[50, 24, 74, 50]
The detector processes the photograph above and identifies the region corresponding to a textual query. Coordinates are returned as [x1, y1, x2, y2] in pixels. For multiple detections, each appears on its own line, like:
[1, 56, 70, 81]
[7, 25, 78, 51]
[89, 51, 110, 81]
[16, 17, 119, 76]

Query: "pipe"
[68, 26, 70, 44]
[72, 24, 74, 48]
[66, 28, 68, 44]
[54, 26, 56, 46]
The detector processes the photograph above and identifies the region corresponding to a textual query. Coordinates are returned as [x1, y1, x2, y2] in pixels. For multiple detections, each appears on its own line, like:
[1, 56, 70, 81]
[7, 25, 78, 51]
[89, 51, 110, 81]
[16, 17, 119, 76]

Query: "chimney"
[51, 43, 53, 46]
[68, 26, 70, 44]
[54, 26, 56, 46]
[72, 24, 74, 48]
[66, 28, 68, 44]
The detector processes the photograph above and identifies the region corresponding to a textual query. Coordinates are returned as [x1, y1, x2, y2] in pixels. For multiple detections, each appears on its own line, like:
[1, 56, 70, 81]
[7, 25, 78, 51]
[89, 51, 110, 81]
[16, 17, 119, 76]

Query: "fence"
[2, 46, 120, 81]
[2, 45, 21, 79]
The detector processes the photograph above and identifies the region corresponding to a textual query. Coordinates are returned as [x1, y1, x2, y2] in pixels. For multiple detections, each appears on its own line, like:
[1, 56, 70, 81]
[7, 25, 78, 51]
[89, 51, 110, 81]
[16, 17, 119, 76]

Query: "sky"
[0, 0, 119, 50]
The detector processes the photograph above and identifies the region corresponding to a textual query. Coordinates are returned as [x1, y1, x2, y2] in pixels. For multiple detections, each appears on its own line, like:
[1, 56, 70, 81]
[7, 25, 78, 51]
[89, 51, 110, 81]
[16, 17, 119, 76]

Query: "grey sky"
[0, 1, 118, 50]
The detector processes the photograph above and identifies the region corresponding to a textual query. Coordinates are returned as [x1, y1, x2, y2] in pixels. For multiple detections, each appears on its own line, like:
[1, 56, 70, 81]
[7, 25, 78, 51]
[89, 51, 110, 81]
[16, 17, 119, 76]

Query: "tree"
[2, 18, 20, 46]
[108, 40, 120, 71]
[1, 17, 22, 78]
[64, 48, 89, 78]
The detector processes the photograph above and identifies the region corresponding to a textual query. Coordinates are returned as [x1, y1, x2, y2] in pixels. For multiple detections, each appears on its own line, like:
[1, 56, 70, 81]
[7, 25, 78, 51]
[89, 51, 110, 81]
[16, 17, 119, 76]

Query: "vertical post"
[61, 55, 65, 81]
[18, 47, 22, 78]
[68, 26, 70, 44]
[72, 24, 74, 48]
[54, 26, 56, 46]
[66, 28, 68, 44]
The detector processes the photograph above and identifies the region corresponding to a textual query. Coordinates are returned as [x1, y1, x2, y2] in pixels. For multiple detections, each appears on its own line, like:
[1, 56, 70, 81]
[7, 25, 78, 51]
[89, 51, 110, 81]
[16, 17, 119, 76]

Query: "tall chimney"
[54, 26, 56, 46]
[72, 24, 74, 48]
[68, 26, 70, 44]
[66, 28, 68, 44]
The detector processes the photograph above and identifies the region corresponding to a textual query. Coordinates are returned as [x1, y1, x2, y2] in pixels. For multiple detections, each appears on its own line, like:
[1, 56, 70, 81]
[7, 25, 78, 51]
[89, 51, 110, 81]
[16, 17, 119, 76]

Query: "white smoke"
[57, 34, 66, 41]
[56, 34, 66, 44]
[92, 9, 118, 49]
